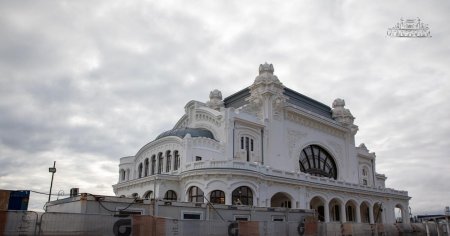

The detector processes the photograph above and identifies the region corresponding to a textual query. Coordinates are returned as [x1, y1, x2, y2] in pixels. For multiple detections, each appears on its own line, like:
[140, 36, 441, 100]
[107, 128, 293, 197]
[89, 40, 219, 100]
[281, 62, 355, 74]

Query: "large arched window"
[138, 163, 143, 178]
[144, 158, 149, 177]
[210, 190, 225, 204]
[164, 190, 177, 201]
[188, 186, 204, 203]
[232, 186, 253, 206]
[299, 145, 337, 179]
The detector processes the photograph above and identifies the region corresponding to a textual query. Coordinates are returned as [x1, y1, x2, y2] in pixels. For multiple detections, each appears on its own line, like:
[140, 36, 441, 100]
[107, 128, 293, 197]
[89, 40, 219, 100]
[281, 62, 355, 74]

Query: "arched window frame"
[232, 186, 253, 206]
[138, 163, 143, 178]
[157, 152, 163, 174]
[120, 169, 126, 181]
[299, 145, 337, 179]
[151, 155, 156, 175]
[143, 191, 153, 199]
[239, 134, 256, 162]
[360, 165, 371, 186]
[144, 158, 149, 177]
[166, 150, 171, 173]
[188, 186, 204, 203]
[235, 126, 260, 163]
[210, 190, 225, 204]
[164, 190, 177, 201]
[173, 150, 180, 171]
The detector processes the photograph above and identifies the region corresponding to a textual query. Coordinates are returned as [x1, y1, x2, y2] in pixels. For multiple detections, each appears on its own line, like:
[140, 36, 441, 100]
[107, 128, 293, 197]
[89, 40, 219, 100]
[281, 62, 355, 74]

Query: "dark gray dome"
[155, 128, 215, 140]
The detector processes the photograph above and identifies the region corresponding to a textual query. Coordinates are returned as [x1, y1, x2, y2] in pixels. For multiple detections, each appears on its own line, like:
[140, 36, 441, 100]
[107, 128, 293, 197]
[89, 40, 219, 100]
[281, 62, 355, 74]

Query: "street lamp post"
[48, 161, 57, 206]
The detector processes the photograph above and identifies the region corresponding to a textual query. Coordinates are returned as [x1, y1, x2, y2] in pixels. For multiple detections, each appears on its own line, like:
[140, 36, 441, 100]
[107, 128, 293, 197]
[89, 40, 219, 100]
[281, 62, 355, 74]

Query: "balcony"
[183, 160, 409, 197]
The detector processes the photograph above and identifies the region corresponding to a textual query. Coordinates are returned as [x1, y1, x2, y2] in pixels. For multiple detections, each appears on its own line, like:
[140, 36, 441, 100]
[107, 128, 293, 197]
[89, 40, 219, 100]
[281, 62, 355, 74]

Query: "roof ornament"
[332, 98, 358, 134]
[358, 143, 369, 152]
[254, 62, 280, 83]
[242, 63, 286, 120]
[206, 89, 224, 110]
[259, 62, 274, 75]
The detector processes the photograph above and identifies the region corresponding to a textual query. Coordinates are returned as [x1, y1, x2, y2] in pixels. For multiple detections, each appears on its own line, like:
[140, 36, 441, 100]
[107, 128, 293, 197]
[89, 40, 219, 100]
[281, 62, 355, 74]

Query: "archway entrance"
[345, 200, 357, 222]
[374, 203, 383, 223]
[360, 201, 370, 223]
[232, 186, 253, 206]
[329, 198, 342, 222]
[310, 196, 325, 222]
[395, 204, 404, 223]
[270, 192, 292, 208]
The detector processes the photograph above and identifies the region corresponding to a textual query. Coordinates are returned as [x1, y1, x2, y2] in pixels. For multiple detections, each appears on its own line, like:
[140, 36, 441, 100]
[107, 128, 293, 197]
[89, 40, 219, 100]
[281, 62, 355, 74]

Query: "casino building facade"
[112, 63, 410, 224]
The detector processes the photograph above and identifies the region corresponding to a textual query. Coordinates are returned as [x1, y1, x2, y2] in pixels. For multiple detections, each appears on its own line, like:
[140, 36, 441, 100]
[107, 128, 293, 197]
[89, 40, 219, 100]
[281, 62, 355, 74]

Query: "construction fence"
[1, 210, 449, 236]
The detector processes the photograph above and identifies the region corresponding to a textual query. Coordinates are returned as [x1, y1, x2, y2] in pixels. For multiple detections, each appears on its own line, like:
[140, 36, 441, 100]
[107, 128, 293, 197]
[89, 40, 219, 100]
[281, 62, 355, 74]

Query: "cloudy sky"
[0, 0, 449, 215]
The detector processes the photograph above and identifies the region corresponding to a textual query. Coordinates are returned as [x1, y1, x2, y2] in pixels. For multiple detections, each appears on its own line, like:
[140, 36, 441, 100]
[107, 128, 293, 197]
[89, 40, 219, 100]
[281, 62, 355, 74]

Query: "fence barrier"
[0, 210, 38, 236]
[1, 210, 449, 236]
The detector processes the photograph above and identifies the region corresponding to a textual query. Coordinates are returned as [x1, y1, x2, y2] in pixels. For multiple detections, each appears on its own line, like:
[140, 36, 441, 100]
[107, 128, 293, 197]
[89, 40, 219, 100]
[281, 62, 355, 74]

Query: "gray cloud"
[0, 0, 449, 214]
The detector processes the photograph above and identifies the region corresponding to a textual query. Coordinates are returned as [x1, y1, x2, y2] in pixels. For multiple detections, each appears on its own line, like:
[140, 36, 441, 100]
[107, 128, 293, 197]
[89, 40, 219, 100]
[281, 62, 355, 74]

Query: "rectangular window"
[241, 137, 244, 149]
[234, 215, 250, 221]
[272, 216, 285, 222]
[250, 139, 254, 152]
[196, 156, 202, 161]
[181, 211, 203, 220]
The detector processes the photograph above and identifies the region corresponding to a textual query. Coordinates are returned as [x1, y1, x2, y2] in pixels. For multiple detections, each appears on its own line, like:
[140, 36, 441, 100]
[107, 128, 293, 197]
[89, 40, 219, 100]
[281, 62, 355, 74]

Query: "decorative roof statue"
[206, 89, 224, 110]
[254, 62, 280, 83]
[332, 98, 358, 134]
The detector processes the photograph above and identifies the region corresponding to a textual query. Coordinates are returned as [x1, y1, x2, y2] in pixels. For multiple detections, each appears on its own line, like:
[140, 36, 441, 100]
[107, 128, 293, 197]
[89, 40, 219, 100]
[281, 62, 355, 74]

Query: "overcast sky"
[0, 0, 449, 215]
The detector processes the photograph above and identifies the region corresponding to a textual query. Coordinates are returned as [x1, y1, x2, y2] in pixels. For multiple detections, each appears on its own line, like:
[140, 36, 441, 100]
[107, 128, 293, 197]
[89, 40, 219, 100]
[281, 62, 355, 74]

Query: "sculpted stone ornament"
[206, 89, 224, 110]
[332, 98, 358, 134]
[358, 143, 369, 152]
[254, 63, 280, 83]
[241, 63, 287, 120]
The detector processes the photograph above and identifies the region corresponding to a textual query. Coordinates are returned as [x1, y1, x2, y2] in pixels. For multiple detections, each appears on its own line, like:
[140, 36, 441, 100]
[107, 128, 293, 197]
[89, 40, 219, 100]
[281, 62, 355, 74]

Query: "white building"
[112, 63, 410, 224]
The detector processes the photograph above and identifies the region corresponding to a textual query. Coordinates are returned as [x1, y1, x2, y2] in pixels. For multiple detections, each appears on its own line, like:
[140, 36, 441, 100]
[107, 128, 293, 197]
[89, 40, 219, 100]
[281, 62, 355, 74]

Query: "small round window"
[299, 145, 337, 179]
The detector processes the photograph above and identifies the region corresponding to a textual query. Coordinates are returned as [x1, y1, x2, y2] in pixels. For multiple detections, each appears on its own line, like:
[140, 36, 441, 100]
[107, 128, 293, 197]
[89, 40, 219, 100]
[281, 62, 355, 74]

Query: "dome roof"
[155, 128, 215, 140]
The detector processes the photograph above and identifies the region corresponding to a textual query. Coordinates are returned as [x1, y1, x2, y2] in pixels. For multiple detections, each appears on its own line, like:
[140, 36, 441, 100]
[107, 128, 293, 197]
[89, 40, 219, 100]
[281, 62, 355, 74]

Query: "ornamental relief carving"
[195, 111, 221, 127]
[240, 93, 263, 119]
[285, 111, 346, 138]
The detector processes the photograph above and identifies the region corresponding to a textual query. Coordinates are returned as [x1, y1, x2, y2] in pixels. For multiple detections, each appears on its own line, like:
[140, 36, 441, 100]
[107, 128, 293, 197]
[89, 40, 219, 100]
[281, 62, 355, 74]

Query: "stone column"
[324, 202, 330, 223]
[341, 204, 347, 223]
[225, 192, 232, 205]
[369, 205, 374, 224]
[356, 205, 361, 223]
[402, 207, 410, 223]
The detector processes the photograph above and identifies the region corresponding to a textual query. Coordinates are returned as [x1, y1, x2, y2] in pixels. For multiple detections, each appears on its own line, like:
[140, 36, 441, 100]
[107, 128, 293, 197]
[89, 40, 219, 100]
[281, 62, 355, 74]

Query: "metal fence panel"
[39, 212, 132, 236]
[0, 210, 38, 236]
[132, 215, 231, 236]
[3, 211, 449, 236]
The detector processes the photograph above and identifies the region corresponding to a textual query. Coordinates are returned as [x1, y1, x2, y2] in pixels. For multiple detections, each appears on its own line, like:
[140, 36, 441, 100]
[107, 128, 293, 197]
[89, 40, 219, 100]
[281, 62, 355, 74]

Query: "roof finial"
[259, 62, 274, 75]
